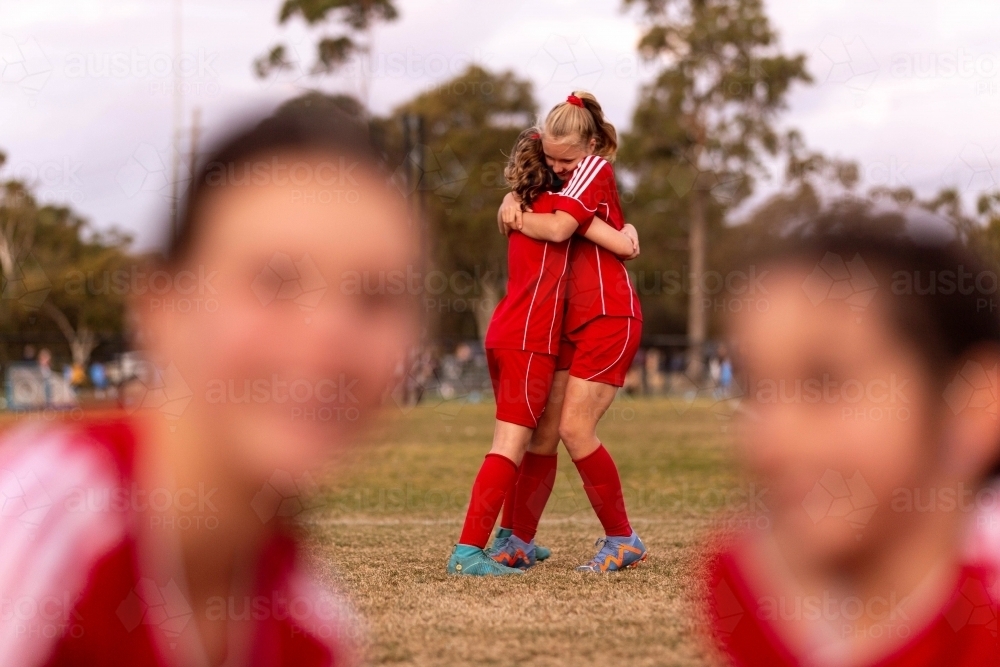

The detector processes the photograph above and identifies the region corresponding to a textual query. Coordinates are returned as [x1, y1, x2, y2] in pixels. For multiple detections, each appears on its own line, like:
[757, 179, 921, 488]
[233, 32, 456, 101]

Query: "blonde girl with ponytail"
[495, 91, 648, 573]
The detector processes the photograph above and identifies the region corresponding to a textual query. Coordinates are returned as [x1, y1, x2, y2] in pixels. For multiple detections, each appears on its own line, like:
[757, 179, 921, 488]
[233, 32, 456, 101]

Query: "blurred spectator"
[718, 353, 733, 398]
[37, 347, 52, 407]
[62, 363, 73, 397]
[623, 355, 643, 395]
[90, 361, 108, 399]
[70, 362, 85, 388]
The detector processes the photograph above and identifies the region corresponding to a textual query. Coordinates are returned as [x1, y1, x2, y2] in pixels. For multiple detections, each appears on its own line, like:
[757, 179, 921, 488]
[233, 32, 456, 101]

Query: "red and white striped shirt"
[485, 192, 572, 355]
[0, 418, 355, 667]
[550, 155, 642, 333]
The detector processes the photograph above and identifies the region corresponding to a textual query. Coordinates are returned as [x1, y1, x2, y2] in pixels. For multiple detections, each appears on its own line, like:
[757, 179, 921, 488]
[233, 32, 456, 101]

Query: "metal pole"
[188, 106, 201, 188]
[170, 0, 184, 242]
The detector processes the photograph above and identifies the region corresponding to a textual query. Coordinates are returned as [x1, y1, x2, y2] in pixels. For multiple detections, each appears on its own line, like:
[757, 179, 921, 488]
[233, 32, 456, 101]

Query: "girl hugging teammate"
[446, 118, 637, 575]
[448, 91, 647, 575]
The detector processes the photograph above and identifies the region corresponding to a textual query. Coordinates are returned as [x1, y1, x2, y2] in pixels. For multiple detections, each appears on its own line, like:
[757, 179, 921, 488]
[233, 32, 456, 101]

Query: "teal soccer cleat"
[447, 544, 525, 576]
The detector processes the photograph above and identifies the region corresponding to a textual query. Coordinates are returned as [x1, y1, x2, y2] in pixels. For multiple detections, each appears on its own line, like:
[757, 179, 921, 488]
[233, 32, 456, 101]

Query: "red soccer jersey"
[485, 192, 572, 355]
[549, 155, 642, 332]
[0, 418, 354, 667]
[707, 546, 1000, 667]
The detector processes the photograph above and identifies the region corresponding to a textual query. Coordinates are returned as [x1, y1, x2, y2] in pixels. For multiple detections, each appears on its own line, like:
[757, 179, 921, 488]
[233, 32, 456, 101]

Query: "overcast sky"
[1, 0, 998, 251]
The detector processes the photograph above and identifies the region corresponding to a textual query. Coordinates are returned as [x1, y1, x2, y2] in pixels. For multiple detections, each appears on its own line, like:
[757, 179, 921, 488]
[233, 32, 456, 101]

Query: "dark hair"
[505, 127, 556, 209]
[167, 105, 385, 266]
[745, 230, 1000, 479]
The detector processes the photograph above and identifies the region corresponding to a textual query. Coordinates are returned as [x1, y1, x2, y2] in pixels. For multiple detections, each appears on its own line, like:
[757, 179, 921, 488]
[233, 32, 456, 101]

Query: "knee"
[557, 417, 586, 446]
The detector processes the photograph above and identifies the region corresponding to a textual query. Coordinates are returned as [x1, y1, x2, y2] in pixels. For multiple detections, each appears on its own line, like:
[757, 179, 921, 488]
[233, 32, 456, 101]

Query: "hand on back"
[498, 192, 524, 236]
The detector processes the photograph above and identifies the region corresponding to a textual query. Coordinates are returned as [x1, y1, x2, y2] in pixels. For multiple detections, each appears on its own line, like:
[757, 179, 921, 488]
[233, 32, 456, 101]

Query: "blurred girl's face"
[139, 152, 420, 482]
[541, 135, 595, 180]
[731, 265, 942, 566]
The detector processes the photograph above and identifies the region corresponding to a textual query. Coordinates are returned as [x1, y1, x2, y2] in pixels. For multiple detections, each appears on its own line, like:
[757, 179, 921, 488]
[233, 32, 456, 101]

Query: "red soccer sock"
[499, 463, 520, 530]
[573, 444, 632, 537]
[458, 453, 518, 548]
[512, 452, 558, 543]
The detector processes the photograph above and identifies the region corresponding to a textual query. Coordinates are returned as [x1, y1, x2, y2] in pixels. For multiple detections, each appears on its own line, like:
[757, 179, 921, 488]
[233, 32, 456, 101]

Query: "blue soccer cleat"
[447, 544, 525, 576]
[489, 532, 537, 570]
[493, 527, 551, 561]
[576, 531, 647, 573]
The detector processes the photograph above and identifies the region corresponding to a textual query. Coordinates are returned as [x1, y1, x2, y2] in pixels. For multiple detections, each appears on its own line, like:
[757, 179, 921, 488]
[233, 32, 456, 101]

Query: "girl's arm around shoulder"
[583, 219, 639, 259]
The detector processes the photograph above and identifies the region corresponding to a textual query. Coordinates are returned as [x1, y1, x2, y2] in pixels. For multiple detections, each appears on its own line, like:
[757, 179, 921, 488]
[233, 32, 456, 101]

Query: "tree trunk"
[41, 302, 97, 369]
[0, 236, 14, 281]
[686, 187, 707, 379]
[70, 329, 97, 368]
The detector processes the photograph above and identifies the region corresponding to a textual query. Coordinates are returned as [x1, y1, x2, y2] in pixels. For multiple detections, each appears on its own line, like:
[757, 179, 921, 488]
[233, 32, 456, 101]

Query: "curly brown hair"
[504, 127, 556, 210]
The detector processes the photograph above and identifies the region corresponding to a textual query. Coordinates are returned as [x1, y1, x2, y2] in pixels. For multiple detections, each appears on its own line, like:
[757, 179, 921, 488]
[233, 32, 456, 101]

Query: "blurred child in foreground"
[708, 229, 1000, 665]
[0, 108, 420, 666]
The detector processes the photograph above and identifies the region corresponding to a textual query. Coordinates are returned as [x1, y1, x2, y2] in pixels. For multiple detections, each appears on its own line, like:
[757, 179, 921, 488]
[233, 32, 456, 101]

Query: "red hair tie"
[530, 132, 540, 140]
[566, 94, 584, 108]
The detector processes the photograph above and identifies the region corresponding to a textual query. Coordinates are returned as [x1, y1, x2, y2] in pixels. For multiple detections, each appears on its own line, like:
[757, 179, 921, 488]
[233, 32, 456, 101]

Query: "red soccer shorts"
[557, 316, 641, 387]
[486, 348, 557, 429]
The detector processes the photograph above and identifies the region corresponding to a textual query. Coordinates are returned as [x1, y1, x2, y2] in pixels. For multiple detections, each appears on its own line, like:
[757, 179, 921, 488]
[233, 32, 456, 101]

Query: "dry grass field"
[304, 396, 745, 667]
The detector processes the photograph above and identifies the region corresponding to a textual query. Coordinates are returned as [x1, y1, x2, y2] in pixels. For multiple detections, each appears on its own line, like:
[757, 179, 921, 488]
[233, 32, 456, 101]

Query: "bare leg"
[488, 419, 534, 464]
[557, 376, 617, 460]
[558, 376, 637, 543]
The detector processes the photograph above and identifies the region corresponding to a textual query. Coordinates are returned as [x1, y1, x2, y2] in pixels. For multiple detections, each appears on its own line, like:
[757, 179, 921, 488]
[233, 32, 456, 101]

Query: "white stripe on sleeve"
[565, 156, 605, 199]
[0, 427, 124, 667]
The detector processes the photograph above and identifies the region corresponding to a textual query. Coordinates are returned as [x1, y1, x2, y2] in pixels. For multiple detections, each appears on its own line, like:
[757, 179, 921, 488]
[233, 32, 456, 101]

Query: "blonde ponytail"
[543, 90, 618, 162]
